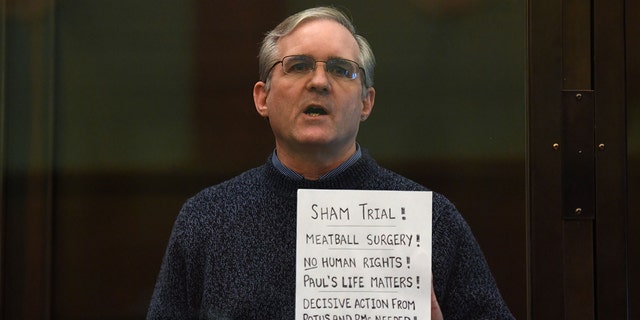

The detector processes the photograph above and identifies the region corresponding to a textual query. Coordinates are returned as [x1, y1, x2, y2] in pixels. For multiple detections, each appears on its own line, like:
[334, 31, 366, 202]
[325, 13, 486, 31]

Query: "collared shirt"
[271, 144, 362, 181]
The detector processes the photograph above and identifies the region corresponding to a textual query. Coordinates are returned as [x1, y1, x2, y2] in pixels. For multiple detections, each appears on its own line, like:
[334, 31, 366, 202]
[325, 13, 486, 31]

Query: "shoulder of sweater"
[191, 165, 267, 199]
[168, 165, 271, 245]
[376, 169, 465, 230]
[175, 165, 269, 218]
[358, 153, 461, 225]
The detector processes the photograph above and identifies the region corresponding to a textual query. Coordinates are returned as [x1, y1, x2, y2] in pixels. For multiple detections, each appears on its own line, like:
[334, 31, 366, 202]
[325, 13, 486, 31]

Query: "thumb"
[431, 276, 444, 320]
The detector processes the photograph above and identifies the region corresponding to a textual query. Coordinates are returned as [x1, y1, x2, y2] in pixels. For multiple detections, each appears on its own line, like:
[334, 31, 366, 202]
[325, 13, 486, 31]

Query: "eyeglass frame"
[263, 55, 367, 84]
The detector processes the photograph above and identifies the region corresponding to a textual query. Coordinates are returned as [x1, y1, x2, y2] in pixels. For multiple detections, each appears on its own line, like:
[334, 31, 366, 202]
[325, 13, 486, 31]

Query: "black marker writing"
[370, 276, 414, 288]
[366, 234, 413, 246]
[311, 204, 350, 220]
[362, 256, 403, 268]
[306, 234, 360, 245]
[359, 203, 397, 220]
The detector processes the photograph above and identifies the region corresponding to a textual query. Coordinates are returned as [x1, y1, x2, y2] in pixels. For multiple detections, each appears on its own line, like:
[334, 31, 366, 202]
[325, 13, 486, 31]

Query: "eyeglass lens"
[282, 55, 359, 80]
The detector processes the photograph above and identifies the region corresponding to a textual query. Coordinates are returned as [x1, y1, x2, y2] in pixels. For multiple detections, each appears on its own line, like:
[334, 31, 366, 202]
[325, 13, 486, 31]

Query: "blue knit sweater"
[147, 152, 514, 319]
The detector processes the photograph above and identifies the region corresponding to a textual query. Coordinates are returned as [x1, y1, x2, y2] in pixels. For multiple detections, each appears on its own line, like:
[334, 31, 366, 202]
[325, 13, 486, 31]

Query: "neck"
[275, 143, 357, 180]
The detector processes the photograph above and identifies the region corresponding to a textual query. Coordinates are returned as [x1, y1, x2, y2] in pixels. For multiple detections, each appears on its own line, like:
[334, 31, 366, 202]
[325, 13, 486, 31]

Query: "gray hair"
[258, 7, 375, 91]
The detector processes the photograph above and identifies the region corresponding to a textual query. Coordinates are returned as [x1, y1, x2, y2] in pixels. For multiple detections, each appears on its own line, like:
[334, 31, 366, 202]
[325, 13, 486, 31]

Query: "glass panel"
[293, 1, 526, 317]
[52, 0, 525, 318]
[54, 1, 197, 317]
[628, 9, 640, 317]
[629, 80, 639, 320]
[3, 3, 56, 317]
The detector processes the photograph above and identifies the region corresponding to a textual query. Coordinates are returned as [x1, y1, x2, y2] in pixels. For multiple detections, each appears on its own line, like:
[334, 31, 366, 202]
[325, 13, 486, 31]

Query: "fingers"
[431, 275, 444, 320]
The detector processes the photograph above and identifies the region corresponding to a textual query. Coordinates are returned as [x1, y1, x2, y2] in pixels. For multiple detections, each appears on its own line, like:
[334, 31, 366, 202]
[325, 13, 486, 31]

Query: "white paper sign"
[296, 189, 432, 320]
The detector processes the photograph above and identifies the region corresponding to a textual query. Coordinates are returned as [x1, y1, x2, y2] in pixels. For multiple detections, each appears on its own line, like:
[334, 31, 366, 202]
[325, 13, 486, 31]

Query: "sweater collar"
[264, 148, 377, 195]
[270, 144, 363, 181]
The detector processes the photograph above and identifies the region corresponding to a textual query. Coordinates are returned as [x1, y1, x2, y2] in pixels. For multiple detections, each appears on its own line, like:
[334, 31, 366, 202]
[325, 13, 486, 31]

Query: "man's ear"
[253, 81, 269, 118]
[360, 87, 375, 121]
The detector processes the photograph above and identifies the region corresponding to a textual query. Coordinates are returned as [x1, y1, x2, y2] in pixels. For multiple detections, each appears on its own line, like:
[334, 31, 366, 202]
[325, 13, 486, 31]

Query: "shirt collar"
[271, 144, 362, 181]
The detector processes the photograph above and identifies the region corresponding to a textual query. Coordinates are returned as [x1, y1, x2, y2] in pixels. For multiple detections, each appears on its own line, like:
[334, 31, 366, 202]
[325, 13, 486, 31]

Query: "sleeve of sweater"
[147, 200, 205, 320]
[431, 194, 515, 320]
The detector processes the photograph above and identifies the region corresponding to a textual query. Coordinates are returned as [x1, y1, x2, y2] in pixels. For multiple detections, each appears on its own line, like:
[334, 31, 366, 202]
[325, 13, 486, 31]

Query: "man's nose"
[308, 62, 331, 92]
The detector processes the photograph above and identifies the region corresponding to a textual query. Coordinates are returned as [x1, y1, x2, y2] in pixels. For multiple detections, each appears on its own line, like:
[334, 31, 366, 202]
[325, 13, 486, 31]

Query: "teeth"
[305, 106, 326, 116]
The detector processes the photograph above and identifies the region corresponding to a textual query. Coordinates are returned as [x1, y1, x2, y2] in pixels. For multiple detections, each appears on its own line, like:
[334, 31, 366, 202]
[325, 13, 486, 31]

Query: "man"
[148, 6, 514, 319]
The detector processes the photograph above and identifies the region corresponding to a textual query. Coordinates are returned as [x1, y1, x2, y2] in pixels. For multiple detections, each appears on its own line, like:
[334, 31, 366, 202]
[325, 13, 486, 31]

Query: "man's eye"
[287, 62, 312, 73]
[328, 66, 350, 77]
[328, 62, 356, 79]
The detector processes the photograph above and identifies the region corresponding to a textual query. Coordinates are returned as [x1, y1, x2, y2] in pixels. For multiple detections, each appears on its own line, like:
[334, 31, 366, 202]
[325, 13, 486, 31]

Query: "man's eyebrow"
[325, 56, 359, 63]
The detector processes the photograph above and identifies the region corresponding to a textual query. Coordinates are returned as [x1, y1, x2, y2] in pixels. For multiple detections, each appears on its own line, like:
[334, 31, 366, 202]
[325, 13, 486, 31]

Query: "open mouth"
[304, 106, 328, 117]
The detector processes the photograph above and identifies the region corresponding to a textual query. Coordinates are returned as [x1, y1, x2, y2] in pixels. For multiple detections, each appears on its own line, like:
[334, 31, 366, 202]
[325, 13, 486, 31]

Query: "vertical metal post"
[529, 0, 630, 318]
[561, 90, 595, 320]
[593, 0, 629, 317]
[2, 0, 55, 318]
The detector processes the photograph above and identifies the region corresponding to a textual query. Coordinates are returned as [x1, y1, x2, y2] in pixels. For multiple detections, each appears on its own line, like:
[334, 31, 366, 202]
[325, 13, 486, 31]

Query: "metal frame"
[528, 0, 629, 318]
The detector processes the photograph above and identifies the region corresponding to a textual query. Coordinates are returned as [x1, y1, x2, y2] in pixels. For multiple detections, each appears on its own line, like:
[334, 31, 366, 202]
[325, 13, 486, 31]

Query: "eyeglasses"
[267, 55, 365, 81]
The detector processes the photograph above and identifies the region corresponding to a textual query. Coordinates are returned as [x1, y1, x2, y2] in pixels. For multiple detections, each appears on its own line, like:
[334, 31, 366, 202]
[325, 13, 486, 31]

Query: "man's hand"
[431, 278, 443, 320]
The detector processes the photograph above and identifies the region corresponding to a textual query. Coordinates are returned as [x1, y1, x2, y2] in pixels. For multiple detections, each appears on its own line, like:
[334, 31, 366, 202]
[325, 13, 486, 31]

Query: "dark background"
[3, 0, 637, 319]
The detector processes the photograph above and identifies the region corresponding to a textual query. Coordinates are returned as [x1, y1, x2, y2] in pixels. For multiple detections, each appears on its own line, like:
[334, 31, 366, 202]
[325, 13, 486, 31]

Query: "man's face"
[254, 19, 375, 156]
